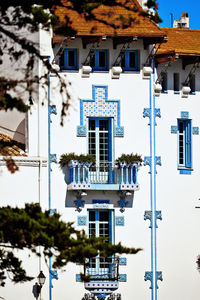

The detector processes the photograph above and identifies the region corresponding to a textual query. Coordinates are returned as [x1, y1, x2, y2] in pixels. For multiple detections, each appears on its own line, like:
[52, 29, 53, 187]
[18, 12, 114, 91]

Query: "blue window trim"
[87, 209, 114, 243]
[87, 117, 114, 164]
[121, 50, 139, 71]
[60, 48, 78, 70]
[92, 49, 108, 71]
[177, 119, 192, 170]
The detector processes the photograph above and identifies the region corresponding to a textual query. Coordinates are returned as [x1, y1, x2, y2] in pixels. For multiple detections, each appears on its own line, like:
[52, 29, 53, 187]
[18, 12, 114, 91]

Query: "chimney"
[173, 12, 189, 28]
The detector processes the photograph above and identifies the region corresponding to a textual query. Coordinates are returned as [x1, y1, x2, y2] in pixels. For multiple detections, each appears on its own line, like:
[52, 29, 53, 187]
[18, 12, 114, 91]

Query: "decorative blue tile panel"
[156, 271, 163, 288]
[119, 258, 127, 265]
[119, 274, 127, 282]
[192, 127, 199, 135]
[115, 216, 124, 226]
[50, 154, 57, 163]
[181, 111, 189, 119]
[77, 125, 86, 137]
[144, 271, 163, 289]
[144, 156, 151, 166]
[155, 156, 161, 166]
[114, 126, 124, 137]
[179, 170, 191, 175]
[78, 86, 123, 134]
[144, 210, 152, 228]
[50, 270, 58, 280]
[49, 105, 57, 115]
[49, 208, 56, 216]
[77, 216, 87, 226]
[143, 108, 151, 118]
[155, 210, 162, 228]
[171, 126, 178, 134]
[144, 271, 153, 289]
[76, 274, 82, 282]
[155, 108, 161, 118]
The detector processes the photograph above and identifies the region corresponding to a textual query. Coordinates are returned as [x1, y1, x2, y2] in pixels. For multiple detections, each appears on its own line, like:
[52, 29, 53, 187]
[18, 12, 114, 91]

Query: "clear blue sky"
[158, 0, 200, 29]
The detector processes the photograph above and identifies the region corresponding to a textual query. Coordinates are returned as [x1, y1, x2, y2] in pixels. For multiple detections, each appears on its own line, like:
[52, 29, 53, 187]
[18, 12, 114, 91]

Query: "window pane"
[129, 52, 136, 68]
[60, 52, 64, 66]
[68, 50, 75, 66]
[99, 120, 108, 131]
[89, 211, 96, 221]
[99, 51, 106, 67]
[174, 73, 179, 92]
[189, 74, 195, 93]
[161, 72, 167, 91]
[99, 211, 109, 221]
[89, 120, 95, 130]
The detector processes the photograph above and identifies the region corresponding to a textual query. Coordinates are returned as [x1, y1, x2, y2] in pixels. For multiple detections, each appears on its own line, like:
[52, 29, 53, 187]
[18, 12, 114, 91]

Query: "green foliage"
[59, 152, 96, 167]
[0, 203, 141, 286]
[115, 153, 143, 165]
[144, 0, 162, 23]
[0, 93, 29, 112]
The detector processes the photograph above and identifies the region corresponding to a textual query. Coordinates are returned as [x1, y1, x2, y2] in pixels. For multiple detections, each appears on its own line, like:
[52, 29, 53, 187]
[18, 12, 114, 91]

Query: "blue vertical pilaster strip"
[153, 60, 158, 300]
[149, 70, 154, 300]
[47, 57, 52, 300]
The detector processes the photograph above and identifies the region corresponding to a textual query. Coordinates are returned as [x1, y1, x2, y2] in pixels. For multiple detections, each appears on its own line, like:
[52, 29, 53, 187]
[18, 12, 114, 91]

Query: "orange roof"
[53, 0, 165, 42]
[0, 133, 26, 156]
[157, 27, 200, 57]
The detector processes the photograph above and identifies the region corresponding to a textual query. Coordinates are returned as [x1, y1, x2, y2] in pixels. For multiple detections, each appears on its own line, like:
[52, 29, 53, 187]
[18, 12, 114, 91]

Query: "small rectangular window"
[121, 50, 139, 71]
[178, 119, 192, 169]
[90, 49, 108, 71]
[189, 74, 195, 94]
[161, 72, 168, 93]
[173, 73, 180, 93]
[60, 49, 78, 70]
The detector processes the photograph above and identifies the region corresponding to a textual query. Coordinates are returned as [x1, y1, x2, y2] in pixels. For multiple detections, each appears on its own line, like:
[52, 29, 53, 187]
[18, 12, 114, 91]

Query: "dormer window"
[90, 49, 108, 71]
[60, 49, 78, 70]
[121, 50, 139, 71]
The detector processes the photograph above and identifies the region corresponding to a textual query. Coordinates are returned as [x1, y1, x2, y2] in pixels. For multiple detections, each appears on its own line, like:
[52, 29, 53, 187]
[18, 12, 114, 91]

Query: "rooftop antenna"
[170, 13, 173, 27]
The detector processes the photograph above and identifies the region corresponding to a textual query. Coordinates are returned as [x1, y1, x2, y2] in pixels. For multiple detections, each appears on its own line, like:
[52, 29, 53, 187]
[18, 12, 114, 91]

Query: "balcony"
[66, 161, 140, 191]
[84, 257, 119, 294]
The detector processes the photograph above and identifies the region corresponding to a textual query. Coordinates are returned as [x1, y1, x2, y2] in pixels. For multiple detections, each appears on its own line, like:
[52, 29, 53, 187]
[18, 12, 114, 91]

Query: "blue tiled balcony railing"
[66, 161, 140, 191]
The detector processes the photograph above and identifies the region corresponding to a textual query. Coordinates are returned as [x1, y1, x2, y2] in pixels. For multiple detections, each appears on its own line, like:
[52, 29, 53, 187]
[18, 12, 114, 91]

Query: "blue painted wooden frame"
[60, 48, 78, 70]
[92, 49, 108, 71]
[121, 50, 139, 71]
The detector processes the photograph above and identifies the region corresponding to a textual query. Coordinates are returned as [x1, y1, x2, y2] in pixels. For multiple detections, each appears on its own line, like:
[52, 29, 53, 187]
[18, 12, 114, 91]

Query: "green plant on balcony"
[115, 153, 143, 167]
[59, 152, 95, 168]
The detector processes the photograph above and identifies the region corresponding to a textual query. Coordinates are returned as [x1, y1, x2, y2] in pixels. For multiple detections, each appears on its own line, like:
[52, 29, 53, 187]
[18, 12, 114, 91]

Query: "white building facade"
[1, 2, 200, 300]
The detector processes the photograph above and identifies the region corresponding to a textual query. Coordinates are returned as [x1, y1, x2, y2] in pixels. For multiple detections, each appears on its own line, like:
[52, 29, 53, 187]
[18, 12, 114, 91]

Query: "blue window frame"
[90, 49, 108, 71]
[177, 119, 192, 169]
[87, 209, 114, 279]
[60, 48, 78, 70]
[88, 118, 113, 165]
[121, 50, 139, 71]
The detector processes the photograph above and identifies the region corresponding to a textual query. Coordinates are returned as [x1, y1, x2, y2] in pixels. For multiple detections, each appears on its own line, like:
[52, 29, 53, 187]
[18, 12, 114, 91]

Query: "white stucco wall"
[1, 32, 200, 300]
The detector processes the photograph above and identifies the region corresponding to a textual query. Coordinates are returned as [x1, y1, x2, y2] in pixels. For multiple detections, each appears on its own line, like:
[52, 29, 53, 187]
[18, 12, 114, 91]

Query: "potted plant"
[115, 153, 143, 168]
[59, 152, 95, 168]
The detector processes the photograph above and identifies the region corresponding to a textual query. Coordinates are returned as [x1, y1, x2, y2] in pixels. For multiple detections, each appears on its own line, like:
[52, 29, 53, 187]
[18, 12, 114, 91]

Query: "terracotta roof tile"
[0, 133, 26, 156]
[157, 28, 200, 56]
[53, 0, 165, 41]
